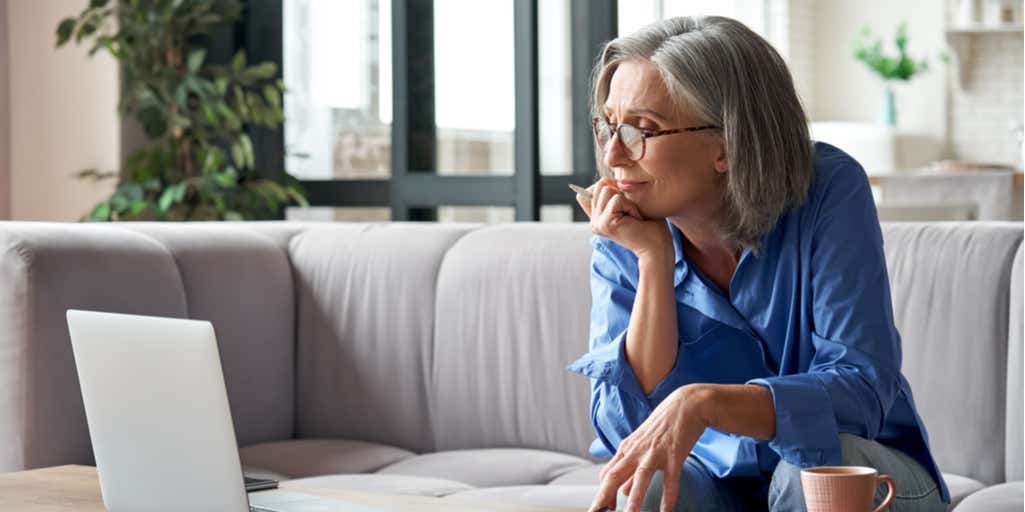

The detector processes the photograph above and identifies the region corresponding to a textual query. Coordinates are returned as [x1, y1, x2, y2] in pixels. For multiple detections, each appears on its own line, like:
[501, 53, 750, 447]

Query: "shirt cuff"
[566, 330, 649, 405]
[747, 374, 842, 468]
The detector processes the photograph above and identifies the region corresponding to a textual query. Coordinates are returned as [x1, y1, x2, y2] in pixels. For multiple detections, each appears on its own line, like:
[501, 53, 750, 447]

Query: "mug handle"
[871, 474, 896, 512]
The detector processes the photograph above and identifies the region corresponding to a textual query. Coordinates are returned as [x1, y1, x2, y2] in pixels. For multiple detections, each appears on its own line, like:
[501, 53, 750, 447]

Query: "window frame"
[238, 0, 617, 221]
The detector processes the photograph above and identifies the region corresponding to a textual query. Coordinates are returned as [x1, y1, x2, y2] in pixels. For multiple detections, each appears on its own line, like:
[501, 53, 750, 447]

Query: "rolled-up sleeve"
[566, 237, 655, 456]
[748, 161, 903, 468]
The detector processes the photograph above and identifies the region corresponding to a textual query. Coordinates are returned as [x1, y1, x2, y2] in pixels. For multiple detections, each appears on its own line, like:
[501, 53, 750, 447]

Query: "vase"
[881, 87, 896, 127]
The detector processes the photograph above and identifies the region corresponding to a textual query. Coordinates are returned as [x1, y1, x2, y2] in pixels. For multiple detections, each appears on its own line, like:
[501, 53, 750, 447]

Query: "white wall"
[6, 0, 118, 221]
[811, 0, 949, 166]
[0, 0, 8, 220]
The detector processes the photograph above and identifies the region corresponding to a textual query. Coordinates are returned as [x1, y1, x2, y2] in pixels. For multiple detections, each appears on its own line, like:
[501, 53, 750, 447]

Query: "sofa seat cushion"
[281, 474, 473, 497]
[239, 439, 414, 478]
[943, 473, 987, 509]
[954, 481, 1023, 511]
[443, 485, 598, 508]
[548, 463, 603, 485]
[375, 448, 593, 487]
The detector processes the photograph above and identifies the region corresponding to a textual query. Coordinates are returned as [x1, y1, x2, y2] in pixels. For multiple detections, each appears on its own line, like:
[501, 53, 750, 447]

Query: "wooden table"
[0, 465, 580, 512]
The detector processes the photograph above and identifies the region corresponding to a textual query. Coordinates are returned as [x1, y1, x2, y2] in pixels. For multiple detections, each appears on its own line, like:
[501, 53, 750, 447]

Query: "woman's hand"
[574, 177, 672, 262]
[588, 385, 714, 512]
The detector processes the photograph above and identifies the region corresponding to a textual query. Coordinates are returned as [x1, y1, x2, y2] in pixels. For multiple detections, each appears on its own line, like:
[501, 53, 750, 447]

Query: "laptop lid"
[67, 309, 249, 512]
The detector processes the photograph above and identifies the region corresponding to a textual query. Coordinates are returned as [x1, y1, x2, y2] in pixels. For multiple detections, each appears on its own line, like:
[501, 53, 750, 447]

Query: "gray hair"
[592, 16, 814, 252]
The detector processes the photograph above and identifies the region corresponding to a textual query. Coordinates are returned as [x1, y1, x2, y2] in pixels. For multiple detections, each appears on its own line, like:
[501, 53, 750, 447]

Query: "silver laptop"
[66, 309, 386, 512]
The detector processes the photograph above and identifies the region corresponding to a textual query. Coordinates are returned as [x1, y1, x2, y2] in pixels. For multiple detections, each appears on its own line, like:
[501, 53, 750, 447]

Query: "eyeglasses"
[592, 117, 720, 161]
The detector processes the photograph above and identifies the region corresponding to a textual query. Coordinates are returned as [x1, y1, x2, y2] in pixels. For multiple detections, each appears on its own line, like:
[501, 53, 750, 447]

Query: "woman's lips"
[615, 180, 649, 191]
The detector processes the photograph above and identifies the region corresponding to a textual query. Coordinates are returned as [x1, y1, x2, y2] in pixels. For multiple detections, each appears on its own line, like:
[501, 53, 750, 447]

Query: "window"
[239, 0, 617, 222]
[617, 0, 766, 37]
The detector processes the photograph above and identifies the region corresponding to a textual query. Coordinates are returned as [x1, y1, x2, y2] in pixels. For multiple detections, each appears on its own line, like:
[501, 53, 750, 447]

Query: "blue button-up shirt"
[567, 142, 949, 502]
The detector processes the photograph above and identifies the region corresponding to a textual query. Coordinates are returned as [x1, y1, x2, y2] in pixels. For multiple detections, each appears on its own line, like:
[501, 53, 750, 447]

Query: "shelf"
[944, 25, 1024, 89]
[946, 23, 1024, 33]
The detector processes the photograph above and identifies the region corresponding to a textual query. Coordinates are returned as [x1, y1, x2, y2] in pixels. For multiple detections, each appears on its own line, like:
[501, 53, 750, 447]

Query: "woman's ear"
[714, 143, 728, 174]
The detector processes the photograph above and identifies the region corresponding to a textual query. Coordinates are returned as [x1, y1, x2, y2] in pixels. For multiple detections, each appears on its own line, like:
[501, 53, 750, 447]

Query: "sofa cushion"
[282, 474, 473, 497]
[289, 224, 475, 453]
[548, 463, 603, 485]
[443, 485, 598, 508]
[375, 448, 592, 487]
[431, 224, 596, 457]
[0, 223, 189, 471]
[882, 222, 1023, 485]
[119, 224, 297, 447]
[954, 482, 1024, 512]
[943, 473, 987, 509]
[239, 439, 415, 479]
[1006, 243, 1023, 482]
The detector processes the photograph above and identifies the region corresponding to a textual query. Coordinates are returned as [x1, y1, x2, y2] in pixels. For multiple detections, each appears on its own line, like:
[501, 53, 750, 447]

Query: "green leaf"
[215, 167, 238, 187]
[224, 210, 244, 221]
[89, 202, 111, 221]
[187, 48, 206, 73]
[231, 51, 247, 73]
[56, 18, 76, 47]
[248, 62, 277, 80]
[158, 187, 176, 211]
[89, 0, 110, 8]
[230, 141, 245, 169]
[129, 200, 149, 214]
[174, 182, 187, 202]
[239, 133, 254, 169]
[263, 84, 280, 107]
[214, 77, 228, 95]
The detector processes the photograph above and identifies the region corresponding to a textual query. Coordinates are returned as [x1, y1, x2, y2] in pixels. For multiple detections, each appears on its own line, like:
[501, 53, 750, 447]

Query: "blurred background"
[0, 0, 1021, 224]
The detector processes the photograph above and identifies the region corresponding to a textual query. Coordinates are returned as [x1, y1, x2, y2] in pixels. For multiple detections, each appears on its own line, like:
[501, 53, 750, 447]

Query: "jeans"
[616, 434, 946, 512]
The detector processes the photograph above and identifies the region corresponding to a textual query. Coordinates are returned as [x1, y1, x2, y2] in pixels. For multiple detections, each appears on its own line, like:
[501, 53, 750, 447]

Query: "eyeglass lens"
[594, 119, 644, 160]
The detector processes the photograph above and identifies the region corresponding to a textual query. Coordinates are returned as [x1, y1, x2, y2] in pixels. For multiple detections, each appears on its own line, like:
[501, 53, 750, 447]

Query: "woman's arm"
[626, 251, 679, 395]
[694, 383, 776, 440]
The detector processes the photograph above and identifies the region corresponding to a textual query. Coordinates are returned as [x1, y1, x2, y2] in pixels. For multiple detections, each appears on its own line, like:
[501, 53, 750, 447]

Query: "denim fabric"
[623, 434, 944, 512]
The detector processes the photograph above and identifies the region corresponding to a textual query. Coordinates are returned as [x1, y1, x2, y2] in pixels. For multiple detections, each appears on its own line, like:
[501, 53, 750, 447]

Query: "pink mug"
[800, 466, 896, 512]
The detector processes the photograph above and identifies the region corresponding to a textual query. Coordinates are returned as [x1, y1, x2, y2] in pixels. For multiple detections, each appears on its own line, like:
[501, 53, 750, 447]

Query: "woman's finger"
[599, 447, 628, 482]
[659, 463, 681, 512]
[575, 192, 591, 218]
[590, 461, 634, 512]
[595, 183, 615, 217]
[621, 474, 635, 497]
[624, 460, 657, 512]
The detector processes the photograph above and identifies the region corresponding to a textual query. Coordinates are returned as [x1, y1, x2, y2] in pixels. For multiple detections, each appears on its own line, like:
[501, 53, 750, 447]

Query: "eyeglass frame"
[591, 116, 721, 161]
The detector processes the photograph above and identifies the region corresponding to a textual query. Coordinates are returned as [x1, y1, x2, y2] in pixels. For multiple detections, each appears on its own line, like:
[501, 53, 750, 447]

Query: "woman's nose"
[602, 133, 633, 170]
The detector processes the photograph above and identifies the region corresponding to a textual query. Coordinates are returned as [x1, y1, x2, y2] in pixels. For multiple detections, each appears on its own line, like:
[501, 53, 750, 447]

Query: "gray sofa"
[0, 220, 1020, 511]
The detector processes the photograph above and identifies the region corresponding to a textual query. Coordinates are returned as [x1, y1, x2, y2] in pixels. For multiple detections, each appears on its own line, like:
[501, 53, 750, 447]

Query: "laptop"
[66, 309, 387, 512]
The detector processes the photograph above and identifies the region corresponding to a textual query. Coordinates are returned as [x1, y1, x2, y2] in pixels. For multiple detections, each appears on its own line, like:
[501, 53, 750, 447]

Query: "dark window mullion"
[513, 0, 540, 221]
[391, 0, 438, 221]
[569, 0, 616, 221]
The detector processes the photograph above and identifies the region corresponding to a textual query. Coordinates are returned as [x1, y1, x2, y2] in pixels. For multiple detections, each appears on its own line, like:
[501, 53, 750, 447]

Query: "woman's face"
[601, 58, 727, 220]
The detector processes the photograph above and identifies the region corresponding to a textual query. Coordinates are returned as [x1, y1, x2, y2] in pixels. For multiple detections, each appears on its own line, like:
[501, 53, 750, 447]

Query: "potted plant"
[852, 22, 944, 127]
[57, 0, 307, 221]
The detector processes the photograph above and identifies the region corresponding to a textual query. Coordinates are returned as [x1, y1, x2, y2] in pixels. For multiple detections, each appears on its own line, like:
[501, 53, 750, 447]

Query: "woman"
[567, 16, 949, 512]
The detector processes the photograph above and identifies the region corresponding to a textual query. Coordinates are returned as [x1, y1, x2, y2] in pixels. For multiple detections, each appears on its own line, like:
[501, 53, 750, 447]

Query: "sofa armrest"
[0, 223, 188, 471]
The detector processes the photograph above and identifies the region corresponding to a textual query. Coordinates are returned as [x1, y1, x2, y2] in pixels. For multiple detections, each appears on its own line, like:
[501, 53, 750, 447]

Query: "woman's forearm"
[693, 383, 776, 440]
[625, 252, 679, 395]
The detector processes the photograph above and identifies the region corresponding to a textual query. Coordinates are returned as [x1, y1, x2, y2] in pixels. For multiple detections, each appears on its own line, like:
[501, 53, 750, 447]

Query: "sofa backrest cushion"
[118, 224, 298, 447]
[882, 222, 1022, 485]
[0, 224, 189, 471]
[1007, 242, 1023, 481]
[430, 224, 595, 458]
[289, 223, 476, 453]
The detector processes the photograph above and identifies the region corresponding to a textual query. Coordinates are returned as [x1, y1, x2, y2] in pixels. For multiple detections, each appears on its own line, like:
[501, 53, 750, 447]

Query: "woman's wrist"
[635, 238, 674, 270]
